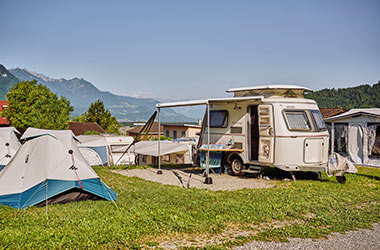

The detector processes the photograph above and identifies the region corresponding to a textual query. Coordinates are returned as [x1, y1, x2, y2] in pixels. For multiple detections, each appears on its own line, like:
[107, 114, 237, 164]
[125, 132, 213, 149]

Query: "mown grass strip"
[0, 166, 380, 249]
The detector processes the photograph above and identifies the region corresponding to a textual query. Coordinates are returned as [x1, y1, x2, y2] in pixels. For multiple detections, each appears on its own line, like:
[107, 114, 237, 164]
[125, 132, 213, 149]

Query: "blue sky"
[1, 0, 379, 100]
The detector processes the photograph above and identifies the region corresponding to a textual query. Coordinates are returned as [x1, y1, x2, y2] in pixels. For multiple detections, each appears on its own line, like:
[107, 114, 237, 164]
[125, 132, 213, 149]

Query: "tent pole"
[331, 122, 335, 154]
[157, 107, 162, 175]
[205, 103, 212, 184]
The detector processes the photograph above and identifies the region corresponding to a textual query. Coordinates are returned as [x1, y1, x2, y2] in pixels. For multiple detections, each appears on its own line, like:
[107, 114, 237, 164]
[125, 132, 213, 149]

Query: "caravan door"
[258, 105, 274, 164]
[249, 105, 259, 161]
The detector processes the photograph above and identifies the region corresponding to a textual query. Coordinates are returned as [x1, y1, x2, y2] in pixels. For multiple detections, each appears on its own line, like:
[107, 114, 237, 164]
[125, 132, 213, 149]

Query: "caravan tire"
[336, 175, 346, 184]
[230, 157, 245, 176]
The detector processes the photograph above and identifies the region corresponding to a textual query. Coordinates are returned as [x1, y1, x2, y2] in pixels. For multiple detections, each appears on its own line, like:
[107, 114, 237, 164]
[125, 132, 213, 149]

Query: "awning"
[156, 96, 263, 108]
[133, 141, 189, 157]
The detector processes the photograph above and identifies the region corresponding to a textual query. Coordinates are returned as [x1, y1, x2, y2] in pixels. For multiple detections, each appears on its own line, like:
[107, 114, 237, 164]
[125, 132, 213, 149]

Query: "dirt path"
[235, 223, 380, 250]
[112, 168, 273, 191]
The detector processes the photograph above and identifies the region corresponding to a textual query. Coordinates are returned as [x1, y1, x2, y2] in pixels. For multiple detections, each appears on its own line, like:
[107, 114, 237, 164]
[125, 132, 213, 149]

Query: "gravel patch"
[112, 168, 273, 191]
[235, 223, 380, 250]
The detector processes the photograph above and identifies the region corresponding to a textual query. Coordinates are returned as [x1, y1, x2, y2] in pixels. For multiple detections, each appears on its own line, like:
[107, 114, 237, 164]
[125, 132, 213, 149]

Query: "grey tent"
[0, 128, 117, 209]
[326, 108, 380, 167]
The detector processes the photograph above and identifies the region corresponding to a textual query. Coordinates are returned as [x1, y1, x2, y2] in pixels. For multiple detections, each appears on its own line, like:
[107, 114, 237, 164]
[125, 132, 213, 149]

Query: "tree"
[305, 81, 380, 109]
[76, 99, 120, 134]
[2, 80, 73, 130]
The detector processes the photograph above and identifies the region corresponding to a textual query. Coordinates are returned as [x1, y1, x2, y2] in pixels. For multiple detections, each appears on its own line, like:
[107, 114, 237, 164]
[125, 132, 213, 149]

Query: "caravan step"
[242, 169, 261, 174]
[242, 165, 262, 174]
[247, 165, 262, 171]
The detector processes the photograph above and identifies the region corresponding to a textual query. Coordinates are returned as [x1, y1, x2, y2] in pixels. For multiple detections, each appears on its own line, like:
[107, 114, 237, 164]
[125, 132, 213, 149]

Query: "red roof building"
[68, 122, 106, 136]
[319, 108, 348, 119]
[0, 101, 9, 126]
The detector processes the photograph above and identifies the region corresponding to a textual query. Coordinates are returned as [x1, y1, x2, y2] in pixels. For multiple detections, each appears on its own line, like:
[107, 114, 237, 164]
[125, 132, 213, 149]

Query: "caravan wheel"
[230, 157, 245, 176]
[336, 175, 346, 184]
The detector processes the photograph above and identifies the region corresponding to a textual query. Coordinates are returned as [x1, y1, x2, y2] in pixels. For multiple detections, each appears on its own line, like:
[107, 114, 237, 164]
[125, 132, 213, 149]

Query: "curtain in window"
[335, 125, 347, 152]
[286, 112, 310, 130]
[367, 125, 377, 156]
[311, 110, 326, 130]
[344, 125, 349, 153]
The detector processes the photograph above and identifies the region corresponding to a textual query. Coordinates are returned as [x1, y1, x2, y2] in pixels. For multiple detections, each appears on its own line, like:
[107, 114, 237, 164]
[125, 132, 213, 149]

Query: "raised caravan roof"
[226, 85, 312, 98]
[156, 85, 313, 108]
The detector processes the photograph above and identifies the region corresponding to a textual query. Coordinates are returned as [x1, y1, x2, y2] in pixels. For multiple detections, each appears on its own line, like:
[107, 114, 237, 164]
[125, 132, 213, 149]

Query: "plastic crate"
[200, 151, 222, 169]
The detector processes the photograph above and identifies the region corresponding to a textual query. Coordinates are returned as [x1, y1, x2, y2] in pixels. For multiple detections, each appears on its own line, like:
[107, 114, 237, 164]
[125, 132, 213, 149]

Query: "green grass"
[1, 167, 380, 249]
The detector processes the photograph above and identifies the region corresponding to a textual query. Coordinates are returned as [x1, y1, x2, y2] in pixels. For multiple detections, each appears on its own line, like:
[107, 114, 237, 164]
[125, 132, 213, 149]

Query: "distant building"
[126, 122, 201, 139]
[68, 122, 106, 136]
[0, 101, 9, 126]
[320, 108, 347, 119]
[126, 122, 164, 138]
[162, 123, 201, 139]
[119, 126, 133, 135]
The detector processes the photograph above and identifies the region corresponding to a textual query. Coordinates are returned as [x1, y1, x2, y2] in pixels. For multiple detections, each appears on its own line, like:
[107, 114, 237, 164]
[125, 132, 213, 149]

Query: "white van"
[157, 85, 329, 177]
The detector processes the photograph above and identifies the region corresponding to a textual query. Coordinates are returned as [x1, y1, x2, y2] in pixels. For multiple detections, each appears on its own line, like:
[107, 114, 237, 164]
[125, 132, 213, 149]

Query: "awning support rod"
[331, 122, 335, 154]
[157, 107, 162, 175]
[205, 102, 213, 184]
[155, 102, 213, 183]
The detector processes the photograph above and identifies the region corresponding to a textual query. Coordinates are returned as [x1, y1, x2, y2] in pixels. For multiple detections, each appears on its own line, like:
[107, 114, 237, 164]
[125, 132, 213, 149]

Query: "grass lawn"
[1, 166, 380, 249]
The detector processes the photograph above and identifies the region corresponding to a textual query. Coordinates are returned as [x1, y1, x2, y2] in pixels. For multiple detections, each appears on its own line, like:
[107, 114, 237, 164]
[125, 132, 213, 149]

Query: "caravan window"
[110, 144, 129, 153]
[210, 110, 228, 128]
[329, 123, 348, 153]
[311, 110, 327, 131]
[284, 110, 311, 131]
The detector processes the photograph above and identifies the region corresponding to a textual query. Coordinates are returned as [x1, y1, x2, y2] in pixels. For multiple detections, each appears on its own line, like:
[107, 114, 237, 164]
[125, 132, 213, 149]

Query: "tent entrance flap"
[348, 125, 364, 164]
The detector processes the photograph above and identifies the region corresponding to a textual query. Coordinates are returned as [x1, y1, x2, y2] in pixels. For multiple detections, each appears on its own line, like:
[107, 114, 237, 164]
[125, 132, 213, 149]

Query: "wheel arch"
[226, 152, 245, 164]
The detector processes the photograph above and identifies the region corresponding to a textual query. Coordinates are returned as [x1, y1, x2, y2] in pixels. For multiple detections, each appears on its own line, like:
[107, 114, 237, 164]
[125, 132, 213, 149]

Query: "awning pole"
[331, 122, 335, 154]
[157, 107, 162, 174]
[205, 103, 212, 184]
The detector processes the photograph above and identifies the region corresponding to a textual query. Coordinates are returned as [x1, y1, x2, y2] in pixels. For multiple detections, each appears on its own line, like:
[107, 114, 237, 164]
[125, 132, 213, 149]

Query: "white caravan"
[157, 85, 330, 177]
[104, 136, 135, 165]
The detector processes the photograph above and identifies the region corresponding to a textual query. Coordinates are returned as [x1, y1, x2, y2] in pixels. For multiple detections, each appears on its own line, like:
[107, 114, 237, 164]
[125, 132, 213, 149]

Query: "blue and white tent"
[0, 128, 117, 209]
[0, 127, 21, 171]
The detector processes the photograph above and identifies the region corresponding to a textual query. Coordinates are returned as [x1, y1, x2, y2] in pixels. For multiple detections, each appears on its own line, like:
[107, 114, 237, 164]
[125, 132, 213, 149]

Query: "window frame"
[210, 110, 229, 128]
[282, 109, 312, 131]
[310, 110, 327, 131]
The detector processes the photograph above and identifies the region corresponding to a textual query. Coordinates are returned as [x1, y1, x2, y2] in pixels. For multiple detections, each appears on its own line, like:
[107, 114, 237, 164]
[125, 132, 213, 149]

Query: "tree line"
[305, 81, 380, 109]
[2, 80, 120, 133]
[3, 80, 379, 132]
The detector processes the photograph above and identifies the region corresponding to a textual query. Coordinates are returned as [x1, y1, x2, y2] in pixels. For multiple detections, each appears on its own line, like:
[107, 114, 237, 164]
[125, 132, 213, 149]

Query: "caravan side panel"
[270, 102, 329, 171]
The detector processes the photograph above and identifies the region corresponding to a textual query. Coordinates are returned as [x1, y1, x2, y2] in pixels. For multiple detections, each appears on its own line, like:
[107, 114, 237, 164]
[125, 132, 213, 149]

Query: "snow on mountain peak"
[23, 68, 57, 82]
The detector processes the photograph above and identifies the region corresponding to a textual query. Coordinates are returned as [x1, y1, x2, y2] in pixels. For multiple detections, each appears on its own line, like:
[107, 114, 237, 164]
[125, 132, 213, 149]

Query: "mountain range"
[0, 65, 20, 100]
[0, 64, 195, 122]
